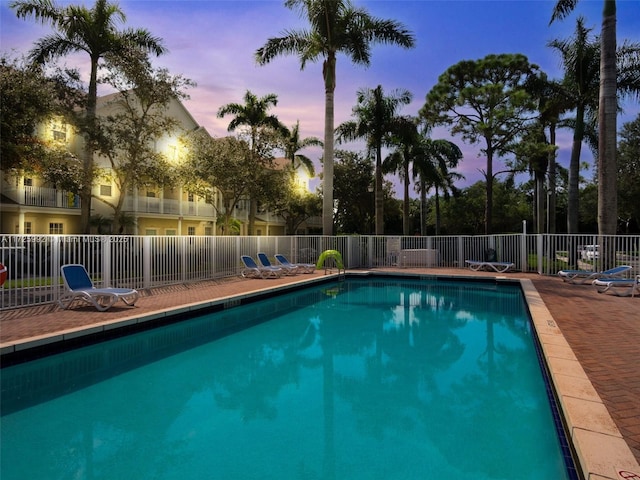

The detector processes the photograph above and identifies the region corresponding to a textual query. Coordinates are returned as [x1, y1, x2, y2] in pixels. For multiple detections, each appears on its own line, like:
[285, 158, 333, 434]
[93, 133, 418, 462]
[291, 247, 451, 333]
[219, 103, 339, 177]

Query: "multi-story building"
[1, 113, 83, 234]
[0, 94, 318, 236]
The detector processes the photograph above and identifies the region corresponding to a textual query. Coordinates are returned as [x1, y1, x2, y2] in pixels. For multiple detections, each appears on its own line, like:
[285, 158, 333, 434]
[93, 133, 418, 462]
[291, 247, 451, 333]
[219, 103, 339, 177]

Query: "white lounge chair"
[592, 275, 639, 297]
[275, 253, 316, 274]
[465, 260, 515, 273]
[557, 265, 632, 285]
[258, 252, 297, 275]
[240, 255, 283, 279]
[59, 264, 139, 311]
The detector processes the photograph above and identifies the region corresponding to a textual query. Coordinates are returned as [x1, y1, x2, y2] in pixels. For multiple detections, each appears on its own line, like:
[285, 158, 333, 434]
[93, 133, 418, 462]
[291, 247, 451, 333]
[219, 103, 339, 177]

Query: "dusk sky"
[2, 0, 639, 197]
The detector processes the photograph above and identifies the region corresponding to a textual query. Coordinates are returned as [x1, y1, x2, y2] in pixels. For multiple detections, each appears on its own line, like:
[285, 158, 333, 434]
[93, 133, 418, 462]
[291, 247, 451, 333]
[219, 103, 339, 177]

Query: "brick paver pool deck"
[1, 268, 639, 479]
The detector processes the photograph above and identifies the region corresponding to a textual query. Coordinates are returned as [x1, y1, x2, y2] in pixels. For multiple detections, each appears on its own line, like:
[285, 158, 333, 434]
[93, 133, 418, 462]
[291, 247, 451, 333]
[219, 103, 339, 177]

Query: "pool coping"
[2, 271, 639, 479]
[519, 277, 640, 480]
[0, 274, 337, 356]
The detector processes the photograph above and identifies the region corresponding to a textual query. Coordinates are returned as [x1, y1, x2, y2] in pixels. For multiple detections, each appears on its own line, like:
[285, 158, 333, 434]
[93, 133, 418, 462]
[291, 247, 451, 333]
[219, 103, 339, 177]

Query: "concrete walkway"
[1, 268, 639, 477]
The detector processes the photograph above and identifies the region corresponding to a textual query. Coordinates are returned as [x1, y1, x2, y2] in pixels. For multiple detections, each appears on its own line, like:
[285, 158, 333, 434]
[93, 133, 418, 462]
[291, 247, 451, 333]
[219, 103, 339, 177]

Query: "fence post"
[537, 234, 544, 274]
[51, 235, 61, 300]
[366, 236, 372, 268]
[103, 236, 111, 286]
[521, 221, 528, 272]
[209, 235, 216, 278]
[235, 236, 241, 276]
[143, 236, 151, 289]
[181, 236, 187, 284]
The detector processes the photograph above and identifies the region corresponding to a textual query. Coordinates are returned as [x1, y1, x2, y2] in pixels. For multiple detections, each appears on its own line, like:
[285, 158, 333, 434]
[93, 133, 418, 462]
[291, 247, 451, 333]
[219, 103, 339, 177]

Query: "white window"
[168, 145, 177, 161]
[24, 222, 32, 234]
[100, 185, 112, 196]
[145, 229, 157, 236]
[188, 226, 196, 236]
[49, 223, 64, 234]
[52, 120, 67, 142]
[204, 226, 213, 236]
[165, 229, 177, 236]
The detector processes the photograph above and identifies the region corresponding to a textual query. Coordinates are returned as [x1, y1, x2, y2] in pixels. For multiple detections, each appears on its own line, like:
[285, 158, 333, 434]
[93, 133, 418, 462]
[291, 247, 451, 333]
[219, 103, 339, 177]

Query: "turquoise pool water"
[1, 277, 575, 479]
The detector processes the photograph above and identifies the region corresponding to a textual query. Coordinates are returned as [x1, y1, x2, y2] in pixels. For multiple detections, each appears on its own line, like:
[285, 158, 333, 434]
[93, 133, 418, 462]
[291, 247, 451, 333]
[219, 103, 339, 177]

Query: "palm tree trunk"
[322, 55, 336, 236]
[248, 130, 259, 236]
[375, 145, 384, 235]
[567, 104, 584, 234]
[598, 0, 617, 236]
[536, 172, 545, 234]
[420, 179, 427, 235]
[548, 125, 557, 234]
[403, 153, 410, 235]
[80, 57, 100, 233]
[435, 188, 441, 235]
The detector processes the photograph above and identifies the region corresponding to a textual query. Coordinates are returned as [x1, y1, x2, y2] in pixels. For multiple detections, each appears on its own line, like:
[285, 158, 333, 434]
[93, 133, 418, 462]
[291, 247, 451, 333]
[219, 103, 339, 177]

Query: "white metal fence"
[1, 233, 639, 310]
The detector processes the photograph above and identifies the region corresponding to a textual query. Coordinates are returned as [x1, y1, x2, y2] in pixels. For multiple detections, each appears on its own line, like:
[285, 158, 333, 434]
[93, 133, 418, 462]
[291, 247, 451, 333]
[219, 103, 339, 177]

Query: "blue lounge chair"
[465, 260, 515, 273]
[592, 275, 639, 297]
[258, 252, 297, 275]
[557, 265, 632, 285]
[240, 255, 283, 279]
[274, 253, 316, 274]
[59, 264, 139, 311]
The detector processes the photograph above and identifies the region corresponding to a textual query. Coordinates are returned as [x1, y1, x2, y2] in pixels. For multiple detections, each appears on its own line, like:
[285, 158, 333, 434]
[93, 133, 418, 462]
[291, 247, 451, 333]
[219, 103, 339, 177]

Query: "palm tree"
[552, 0, 621, 234]
[336, 85, 412, 234]
[217, 90, 286, 235]
[533, 76, 573, 234]
[383, 116, 420, 235]
[553, 0, 618, 236]
[548, 17, 600, 234]
[255, 0, 415, 235]
[549, 13, 639, 237]
[513, 123, 555, 234]
[281, 120, 323, 177]
[427, 157, 464, 237]
[11, 0, 166, 233]
[412, 138, 463, 236]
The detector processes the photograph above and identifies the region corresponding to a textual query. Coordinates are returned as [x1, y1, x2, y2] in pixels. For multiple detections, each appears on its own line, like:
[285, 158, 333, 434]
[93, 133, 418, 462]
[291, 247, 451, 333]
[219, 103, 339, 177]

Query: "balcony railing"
[7, 186, 81, 209]
[1, 233, 638, 310]
[122, 196, 215, 217]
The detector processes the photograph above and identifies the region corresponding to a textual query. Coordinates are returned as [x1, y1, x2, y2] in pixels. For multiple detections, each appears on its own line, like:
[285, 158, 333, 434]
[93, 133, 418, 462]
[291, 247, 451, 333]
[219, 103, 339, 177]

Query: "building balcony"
[2, 185, 81, 209]
[121, 195, 215, 217]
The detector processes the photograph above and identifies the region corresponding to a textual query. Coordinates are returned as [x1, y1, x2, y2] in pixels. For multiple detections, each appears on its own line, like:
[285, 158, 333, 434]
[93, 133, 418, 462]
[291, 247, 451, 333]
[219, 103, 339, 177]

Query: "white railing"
[121, 196, 215, 217]
[1, 234, 638, 310]
[20, 186, 81, 209]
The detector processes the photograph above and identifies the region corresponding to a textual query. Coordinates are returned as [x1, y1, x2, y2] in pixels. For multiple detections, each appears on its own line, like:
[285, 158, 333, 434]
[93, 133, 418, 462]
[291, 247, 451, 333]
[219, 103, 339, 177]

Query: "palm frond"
[122, 29, 167, 56]
[29, 34, 80, 64]
[550, 0, 579, 24]
[10, 0, 63, 25]
[365, 17, 416, 49]
[255, 30, 314, 66]
[294, 154, 315, 176]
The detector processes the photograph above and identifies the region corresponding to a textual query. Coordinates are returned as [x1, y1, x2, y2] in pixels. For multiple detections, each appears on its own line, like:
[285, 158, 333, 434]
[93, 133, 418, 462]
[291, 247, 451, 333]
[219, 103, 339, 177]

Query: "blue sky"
[2, 0, 639, 196]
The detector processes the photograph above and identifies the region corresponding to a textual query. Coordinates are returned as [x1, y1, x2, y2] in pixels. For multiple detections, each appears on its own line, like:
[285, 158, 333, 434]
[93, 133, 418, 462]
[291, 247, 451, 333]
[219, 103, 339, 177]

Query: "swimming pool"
[1, 276, 577, 479]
